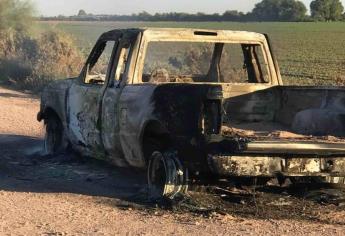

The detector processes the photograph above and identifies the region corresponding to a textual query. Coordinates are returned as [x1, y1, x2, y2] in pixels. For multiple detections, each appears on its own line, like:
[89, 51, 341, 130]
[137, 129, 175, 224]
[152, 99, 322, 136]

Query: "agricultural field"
[37, 21, 345, 86]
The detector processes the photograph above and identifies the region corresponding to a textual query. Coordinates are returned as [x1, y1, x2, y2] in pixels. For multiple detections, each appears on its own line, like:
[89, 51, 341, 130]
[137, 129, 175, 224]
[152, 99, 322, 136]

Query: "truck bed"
[223, 121, 345, 143]
[222, 122, 345, 155]
[221, 85, 345, 155]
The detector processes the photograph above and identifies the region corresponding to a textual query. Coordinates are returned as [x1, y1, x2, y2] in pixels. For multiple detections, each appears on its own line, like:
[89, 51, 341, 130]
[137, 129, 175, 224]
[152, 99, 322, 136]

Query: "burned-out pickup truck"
[38, 28, 345, 198]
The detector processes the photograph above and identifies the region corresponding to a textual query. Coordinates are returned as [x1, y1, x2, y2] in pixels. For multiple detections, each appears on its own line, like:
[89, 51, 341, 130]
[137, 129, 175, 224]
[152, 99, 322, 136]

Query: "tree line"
[41, 0, 345, 22]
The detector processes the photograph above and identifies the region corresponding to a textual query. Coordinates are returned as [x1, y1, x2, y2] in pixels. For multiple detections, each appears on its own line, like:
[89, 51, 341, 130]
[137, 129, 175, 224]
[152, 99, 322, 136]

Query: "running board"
[244, 141, 345, 156]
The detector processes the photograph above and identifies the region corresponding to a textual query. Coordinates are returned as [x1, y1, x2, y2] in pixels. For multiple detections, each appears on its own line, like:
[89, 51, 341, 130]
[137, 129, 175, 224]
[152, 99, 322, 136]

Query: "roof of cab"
[99, 28, 267, 42]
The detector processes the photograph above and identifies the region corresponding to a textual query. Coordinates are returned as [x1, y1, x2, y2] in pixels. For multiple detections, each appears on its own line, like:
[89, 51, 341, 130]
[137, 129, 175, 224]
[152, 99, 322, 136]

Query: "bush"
[0, 0, 33, 57]
[0, 0, 85, 92]
[27, 31, 84, 85]
[0, 30, 84, 91]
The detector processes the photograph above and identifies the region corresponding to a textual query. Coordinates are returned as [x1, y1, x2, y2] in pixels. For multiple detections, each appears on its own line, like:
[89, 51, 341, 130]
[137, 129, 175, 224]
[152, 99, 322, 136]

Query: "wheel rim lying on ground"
[148, 151, 188, 199]
[44, 116, 64, 154]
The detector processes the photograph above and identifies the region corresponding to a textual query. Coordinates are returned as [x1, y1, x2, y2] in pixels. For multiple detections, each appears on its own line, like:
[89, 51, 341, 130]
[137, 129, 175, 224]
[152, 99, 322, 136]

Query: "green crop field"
[38, 21, 345, 86]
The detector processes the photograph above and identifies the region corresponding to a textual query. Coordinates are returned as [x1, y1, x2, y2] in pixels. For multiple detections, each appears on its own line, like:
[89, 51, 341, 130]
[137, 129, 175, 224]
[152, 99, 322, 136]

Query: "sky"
[31, 0, 345, 16]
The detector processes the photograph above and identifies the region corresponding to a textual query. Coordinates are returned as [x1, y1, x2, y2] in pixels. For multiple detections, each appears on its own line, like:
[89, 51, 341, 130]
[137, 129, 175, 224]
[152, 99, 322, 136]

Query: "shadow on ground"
[1, 134, 345, 225]
[0, 134, 147, 202]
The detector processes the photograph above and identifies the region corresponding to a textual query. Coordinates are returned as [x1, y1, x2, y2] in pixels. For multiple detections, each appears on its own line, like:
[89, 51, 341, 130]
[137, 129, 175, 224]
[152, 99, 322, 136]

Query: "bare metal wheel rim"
[148, 151, 188, 200]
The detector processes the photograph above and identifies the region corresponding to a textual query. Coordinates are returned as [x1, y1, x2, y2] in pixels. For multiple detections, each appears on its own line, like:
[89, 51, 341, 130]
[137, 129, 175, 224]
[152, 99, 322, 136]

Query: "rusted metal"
[208, 155, 345, 177]
[244, 141, 345, 155]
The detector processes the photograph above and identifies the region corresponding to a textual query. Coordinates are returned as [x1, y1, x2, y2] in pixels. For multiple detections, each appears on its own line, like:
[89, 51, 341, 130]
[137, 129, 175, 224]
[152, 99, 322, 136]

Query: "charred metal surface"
[38, 28, 345, 184]
[208, 155, 345, 177]
[152, 84, 223, 137]
[39, 78, 75, 126]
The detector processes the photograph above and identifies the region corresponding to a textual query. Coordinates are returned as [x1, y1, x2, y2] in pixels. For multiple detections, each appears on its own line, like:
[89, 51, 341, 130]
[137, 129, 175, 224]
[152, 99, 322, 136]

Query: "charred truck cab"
[38, 28, 345, 199]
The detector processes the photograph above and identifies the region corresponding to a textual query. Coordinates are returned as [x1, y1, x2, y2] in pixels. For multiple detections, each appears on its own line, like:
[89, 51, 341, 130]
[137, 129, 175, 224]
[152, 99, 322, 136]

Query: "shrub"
[0, 0, 85, 92]
[28, 31, 84, 83]
[0, 30, 84, 91]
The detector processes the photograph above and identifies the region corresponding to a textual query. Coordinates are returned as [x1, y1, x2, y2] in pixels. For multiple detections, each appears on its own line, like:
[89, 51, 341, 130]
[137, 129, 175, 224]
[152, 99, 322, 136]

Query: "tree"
[310, 0, 344, 21]
[222, 10, 244, 21]
[252, 0, 307, 21]
[77, 9, 87, 16]
[251, 0, 280, 21]
[279, 0, 307, 21]
[136, 11, 152, 21]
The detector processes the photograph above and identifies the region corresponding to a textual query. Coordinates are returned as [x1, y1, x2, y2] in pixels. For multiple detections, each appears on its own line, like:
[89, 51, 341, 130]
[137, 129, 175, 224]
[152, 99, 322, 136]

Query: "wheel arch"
[38, 107, 62, 124]
[140, 119, 171, 164]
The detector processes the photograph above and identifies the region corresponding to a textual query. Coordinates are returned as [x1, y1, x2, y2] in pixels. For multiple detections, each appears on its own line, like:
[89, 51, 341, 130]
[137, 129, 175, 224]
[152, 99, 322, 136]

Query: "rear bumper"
[245, 141, 345, 155]
[208, 155, 345, 177]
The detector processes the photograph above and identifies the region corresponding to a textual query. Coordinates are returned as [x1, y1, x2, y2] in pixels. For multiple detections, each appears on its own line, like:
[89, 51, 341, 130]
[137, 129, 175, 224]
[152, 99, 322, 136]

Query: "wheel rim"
[148, 151, 187, 199]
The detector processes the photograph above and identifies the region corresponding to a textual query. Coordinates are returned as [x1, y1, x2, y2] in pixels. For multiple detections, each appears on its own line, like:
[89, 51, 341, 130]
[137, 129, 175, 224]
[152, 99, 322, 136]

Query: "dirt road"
[1, 86, 345, 235]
